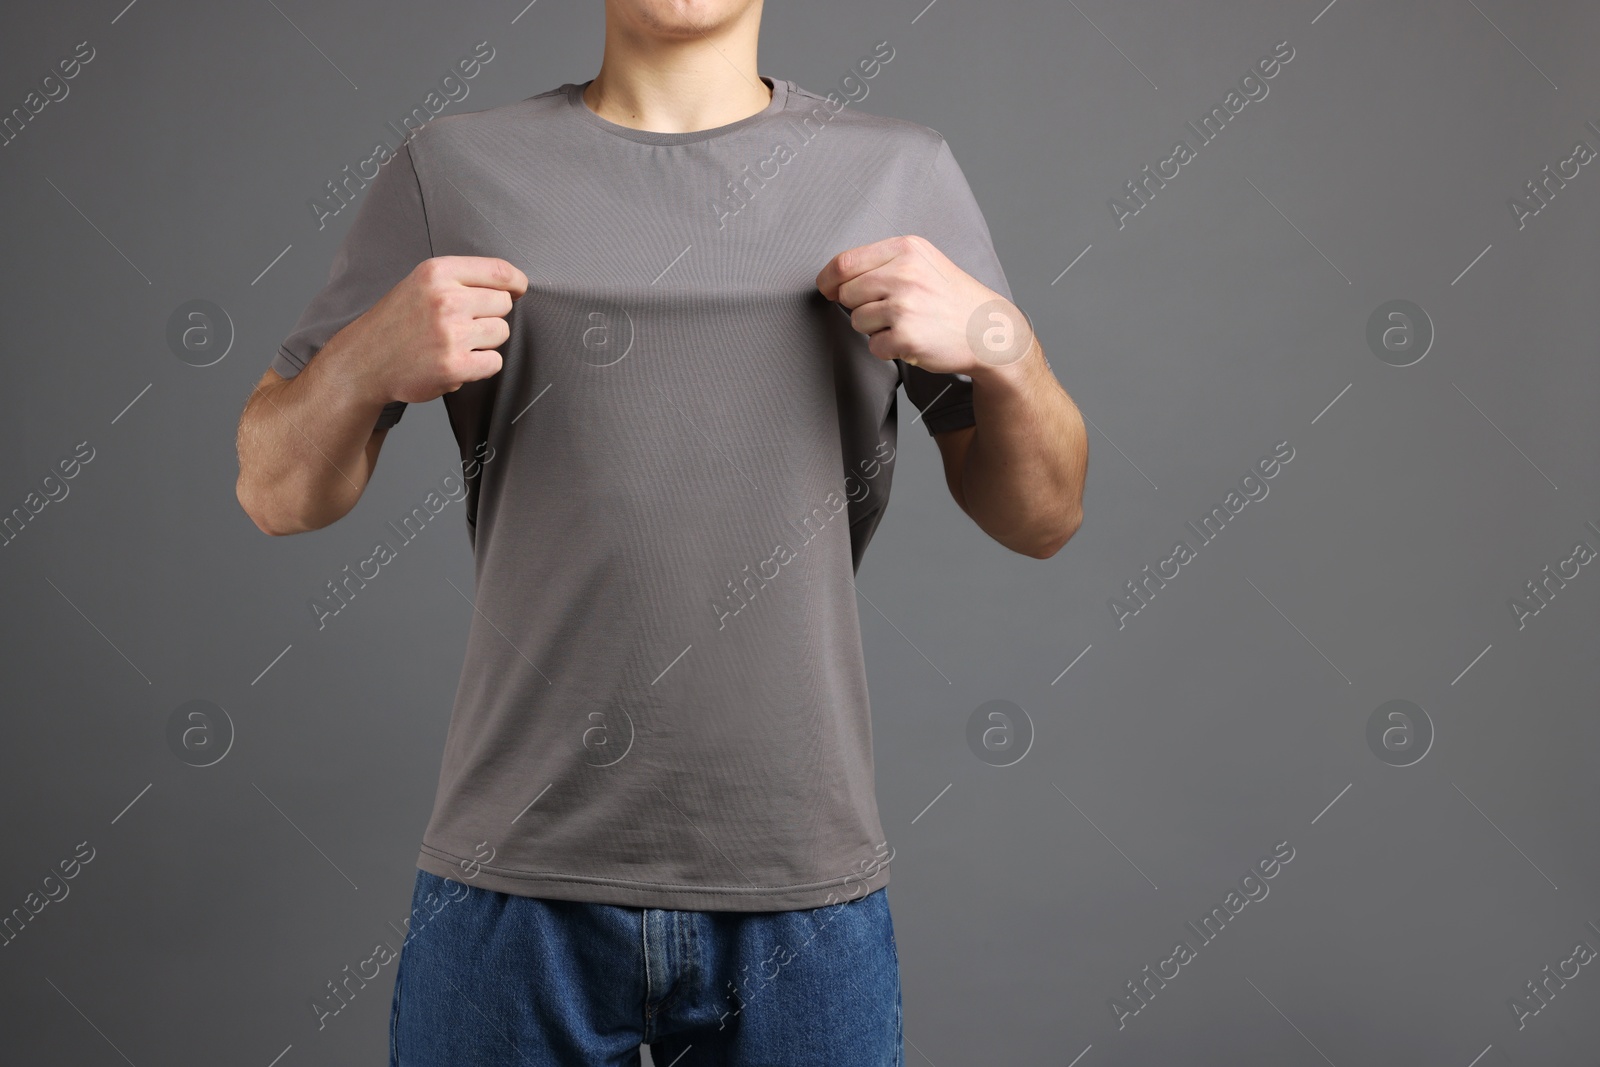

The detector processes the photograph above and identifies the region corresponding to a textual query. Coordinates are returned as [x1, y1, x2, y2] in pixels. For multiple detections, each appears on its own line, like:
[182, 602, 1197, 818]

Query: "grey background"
[2, 0, 1596, 1064]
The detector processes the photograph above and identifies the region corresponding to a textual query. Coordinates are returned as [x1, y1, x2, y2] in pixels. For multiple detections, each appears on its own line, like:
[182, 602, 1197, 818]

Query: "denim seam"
[389, 896, 409, 1064]
[648, 911, 692, 1019]
[642, 909, 656, 1040]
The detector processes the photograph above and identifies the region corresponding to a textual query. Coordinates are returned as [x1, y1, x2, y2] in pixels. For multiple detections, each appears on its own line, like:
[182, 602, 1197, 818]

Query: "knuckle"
[427, 287, 457, 315]
[427, 316, 455, 349]
[898, 264, 931, 292]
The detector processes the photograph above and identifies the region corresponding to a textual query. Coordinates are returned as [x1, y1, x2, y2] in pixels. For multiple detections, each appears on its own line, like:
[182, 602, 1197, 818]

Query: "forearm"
[960, 340, 1088, 558]
[235, 339, 390, 536]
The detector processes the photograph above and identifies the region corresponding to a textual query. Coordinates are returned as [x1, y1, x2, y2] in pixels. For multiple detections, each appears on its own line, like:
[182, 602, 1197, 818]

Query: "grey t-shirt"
[274, 75, 1012, 911]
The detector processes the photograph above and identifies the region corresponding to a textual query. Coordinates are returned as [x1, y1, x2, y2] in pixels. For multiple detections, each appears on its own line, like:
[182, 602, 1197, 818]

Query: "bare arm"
[933, 340, 1088, 559]
[817, 233, 1087, 560]
[234, 356, 393, 536]
[234, 256, 528, 536]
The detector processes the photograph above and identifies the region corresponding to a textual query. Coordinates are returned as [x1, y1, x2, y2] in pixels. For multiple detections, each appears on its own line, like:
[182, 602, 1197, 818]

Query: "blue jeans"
[390, 869, 903, 1066]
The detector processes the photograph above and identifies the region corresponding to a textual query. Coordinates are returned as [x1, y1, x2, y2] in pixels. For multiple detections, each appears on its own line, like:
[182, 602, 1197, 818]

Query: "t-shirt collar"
[564, 76, 788, 146]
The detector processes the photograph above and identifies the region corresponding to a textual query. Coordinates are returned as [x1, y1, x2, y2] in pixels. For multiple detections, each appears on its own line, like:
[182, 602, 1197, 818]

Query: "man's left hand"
[815, 234, 1035, 377]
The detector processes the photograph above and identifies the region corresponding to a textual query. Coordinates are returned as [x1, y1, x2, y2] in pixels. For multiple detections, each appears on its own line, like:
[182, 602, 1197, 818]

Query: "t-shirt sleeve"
[897, 134, 1014, 436]
[271, 141, 433, 432]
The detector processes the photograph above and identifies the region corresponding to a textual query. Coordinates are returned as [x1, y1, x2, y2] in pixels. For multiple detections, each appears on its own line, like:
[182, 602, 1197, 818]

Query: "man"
[235, 0, 1086, 1062]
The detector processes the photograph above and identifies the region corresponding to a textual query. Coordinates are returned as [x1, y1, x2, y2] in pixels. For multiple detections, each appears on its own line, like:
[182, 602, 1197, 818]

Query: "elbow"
[236, 477, 312, 537]
[1024, 508, 1082, 560]
[251, 516, 301, 538]
[1025, 537, 1066, 560]
[237, 486, 290, 537]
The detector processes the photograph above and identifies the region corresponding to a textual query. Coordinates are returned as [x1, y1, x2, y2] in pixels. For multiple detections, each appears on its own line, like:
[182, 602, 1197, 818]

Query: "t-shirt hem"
[272, 343, 306, 377]
[415, 843, 891, 912]
[923, 400, 976, 435]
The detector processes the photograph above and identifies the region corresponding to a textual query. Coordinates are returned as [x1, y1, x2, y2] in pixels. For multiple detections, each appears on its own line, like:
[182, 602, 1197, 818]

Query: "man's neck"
[583, 6, 769, 134]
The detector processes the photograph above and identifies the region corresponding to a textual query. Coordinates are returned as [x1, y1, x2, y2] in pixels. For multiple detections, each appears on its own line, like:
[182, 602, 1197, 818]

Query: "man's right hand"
[335, 255, 530, 406]
[234, 255, 528, 536]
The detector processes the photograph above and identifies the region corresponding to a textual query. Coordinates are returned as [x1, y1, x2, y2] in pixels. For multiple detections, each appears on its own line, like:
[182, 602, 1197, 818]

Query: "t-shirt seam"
[563, 77, 792, 147]
[418, 841, 888, 894]
[897, 134, 967, 432]
[369, 139, 429, 433]
[276, 343, 305, 372]
[908, 132, 948, 244]
[404, 139, 435, 259]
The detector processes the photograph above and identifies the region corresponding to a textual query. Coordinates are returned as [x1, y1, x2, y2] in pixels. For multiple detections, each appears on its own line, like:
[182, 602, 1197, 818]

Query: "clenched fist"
[815, 234, 1035, 376]
[336, 255, 529, 406]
